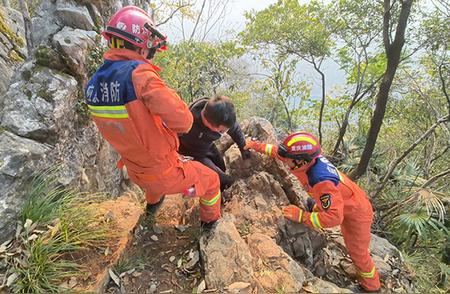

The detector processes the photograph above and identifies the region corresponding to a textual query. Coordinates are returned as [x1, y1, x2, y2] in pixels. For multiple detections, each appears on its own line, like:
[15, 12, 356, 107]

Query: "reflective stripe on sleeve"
[310, 212, 322, 229]
[265, 144, 273, 156]
[298, 209, 303, 223]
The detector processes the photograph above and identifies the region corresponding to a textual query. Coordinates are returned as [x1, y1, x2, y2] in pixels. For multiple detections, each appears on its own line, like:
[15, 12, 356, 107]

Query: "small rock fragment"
[68, 277, 77, 288]
[148, 283, 157, 293]
[153, 225, 163, 234]
[197, 280, 206, 293]
[184, 250, 199, 270]
[175, 225, 188, 232]
[228, 282, 251, 293]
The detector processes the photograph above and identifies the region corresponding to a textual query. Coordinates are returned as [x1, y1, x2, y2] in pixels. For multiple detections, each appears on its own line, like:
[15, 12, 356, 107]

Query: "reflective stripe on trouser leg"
[199, 190, 221, 223]
[341, 218, 381, 291]
[360, 266, 376, 278]
[200, 191, 221, 206]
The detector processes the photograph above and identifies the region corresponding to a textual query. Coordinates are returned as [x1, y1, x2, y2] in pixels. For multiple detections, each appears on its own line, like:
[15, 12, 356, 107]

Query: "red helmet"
[102, 6, 167, 52]
[277, 131, 321, 161]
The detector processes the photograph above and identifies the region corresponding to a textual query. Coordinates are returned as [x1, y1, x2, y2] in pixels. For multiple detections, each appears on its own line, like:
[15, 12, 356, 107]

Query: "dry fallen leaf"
[197, 280, 206, 293]
[6, 273, 18, 287]
[302, 285, 315, 293]
[109, 269, 121, 287]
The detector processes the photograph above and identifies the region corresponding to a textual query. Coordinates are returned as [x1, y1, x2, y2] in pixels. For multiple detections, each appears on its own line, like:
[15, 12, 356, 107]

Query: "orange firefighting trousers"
[127, 160, 221, 223]
[247, 141, 380, 291]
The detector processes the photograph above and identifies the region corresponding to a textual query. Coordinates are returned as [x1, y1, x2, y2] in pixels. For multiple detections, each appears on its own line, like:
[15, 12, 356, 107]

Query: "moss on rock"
[8, 49, 24, 62]
[0, 8, 25, 48]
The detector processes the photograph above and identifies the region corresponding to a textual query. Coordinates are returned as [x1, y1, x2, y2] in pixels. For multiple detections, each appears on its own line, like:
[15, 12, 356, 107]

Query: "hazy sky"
[157, 0, 346, 98]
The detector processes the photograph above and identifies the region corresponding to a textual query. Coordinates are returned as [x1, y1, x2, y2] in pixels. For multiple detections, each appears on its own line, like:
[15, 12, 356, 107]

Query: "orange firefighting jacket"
[251, 143, 373, 229]
[85, 49, 193, 176]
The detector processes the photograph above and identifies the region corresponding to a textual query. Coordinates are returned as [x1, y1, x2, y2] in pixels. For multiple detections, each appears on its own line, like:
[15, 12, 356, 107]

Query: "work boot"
[200, 220, 217, 232]
[145, 195, 165, 216]
[347, 284, 381, 293]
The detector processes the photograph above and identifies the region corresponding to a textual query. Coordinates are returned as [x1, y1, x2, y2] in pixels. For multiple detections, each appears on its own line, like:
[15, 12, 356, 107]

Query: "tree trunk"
[350, 0, 413, 180]
[318, 69, 325, 143]
[18, 0, 32, 55]
[332, 76, 383, 157]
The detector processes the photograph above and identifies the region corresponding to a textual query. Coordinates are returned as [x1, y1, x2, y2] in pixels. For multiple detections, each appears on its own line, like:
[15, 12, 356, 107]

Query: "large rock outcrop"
[0, 6, 27, 97]
[198, 117, 413, 292]
[0, 0, 123, 241]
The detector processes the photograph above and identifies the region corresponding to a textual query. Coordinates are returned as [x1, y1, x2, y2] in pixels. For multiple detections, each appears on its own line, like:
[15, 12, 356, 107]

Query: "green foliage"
[9, 169, 110, 293]
[114, 251, 149, 274]
[9, 0, 42, 17]
[154, 40, 245, 103]
[86, 35, 107, 77]
[347, 53, 386, 85]
[403, 252, 450, 293]
[241, 0, 332, 59]
[242, 54, 310, 131]
[13, 239, 80, 293]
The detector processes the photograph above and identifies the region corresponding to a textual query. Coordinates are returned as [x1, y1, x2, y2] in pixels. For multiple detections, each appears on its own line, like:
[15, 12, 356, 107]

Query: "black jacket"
[178, 98, 246, 158]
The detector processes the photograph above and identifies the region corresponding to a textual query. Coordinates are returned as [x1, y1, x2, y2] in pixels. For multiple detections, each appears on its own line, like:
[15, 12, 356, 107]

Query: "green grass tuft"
[5, 168, 111, 293]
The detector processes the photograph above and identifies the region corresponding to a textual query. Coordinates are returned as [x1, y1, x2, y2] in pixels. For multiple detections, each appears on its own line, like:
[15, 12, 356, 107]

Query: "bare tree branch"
[201, 0, 229, 41]
[189, 0, 206, 41]
[422, 169, 450, 188]
[430, 145, 449, 164]
[438, 62, 450, 116]
[373, 115, 449, 199]
[157, 4, 190, 26]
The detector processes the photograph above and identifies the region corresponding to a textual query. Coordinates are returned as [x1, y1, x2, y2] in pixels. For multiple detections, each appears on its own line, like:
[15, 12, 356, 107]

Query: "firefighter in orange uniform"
[245, 132, 381, 292]
[85, 6, 221, 226]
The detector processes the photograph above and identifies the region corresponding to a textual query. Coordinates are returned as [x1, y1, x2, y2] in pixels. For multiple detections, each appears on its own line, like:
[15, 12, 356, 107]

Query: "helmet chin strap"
[146, 47, 157, 59]
[144, 22, 167, 60]
[292, 159, 307, 170]
[145, 40, 167, 59]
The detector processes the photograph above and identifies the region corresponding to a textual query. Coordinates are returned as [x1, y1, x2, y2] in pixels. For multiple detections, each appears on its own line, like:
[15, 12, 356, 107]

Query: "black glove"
[305, 198, 316, 212]
[241, 149, 251, 160]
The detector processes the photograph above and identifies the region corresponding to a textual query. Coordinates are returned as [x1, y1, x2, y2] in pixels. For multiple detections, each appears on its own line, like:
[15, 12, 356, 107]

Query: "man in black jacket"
[179, 96, 250, 191]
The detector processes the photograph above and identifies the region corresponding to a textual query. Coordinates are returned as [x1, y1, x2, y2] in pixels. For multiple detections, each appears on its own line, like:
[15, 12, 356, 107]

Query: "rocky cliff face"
[0, 6, 27, 97]
[0, 2, 414, 292]
[0, 0, 123, 241]
[199, 118, 413, 292]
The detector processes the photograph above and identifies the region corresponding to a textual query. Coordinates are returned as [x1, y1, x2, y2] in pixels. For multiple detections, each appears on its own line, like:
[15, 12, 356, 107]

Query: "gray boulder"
[0, 64, 78, 143]
[0, 131, 49, 240]
[52, 27, 97, 79]
[370, 233, 400, 259]
[247, 232, 306, 292]
[200, 217, 254, 290]
[0, 7, 26, 96]
[31, 1, 62, 47]
[55, 0, 96, 31]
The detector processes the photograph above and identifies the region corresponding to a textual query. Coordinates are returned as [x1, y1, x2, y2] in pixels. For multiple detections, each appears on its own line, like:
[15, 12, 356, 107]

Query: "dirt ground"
[104, 195, 205, 294]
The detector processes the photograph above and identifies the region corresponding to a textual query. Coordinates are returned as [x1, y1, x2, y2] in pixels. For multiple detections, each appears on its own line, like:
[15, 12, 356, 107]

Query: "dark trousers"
[194, 144, 234, 191]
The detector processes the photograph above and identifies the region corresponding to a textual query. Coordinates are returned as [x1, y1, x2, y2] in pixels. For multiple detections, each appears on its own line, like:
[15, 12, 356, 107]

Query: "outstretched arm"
[245, 140, 284, 160]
